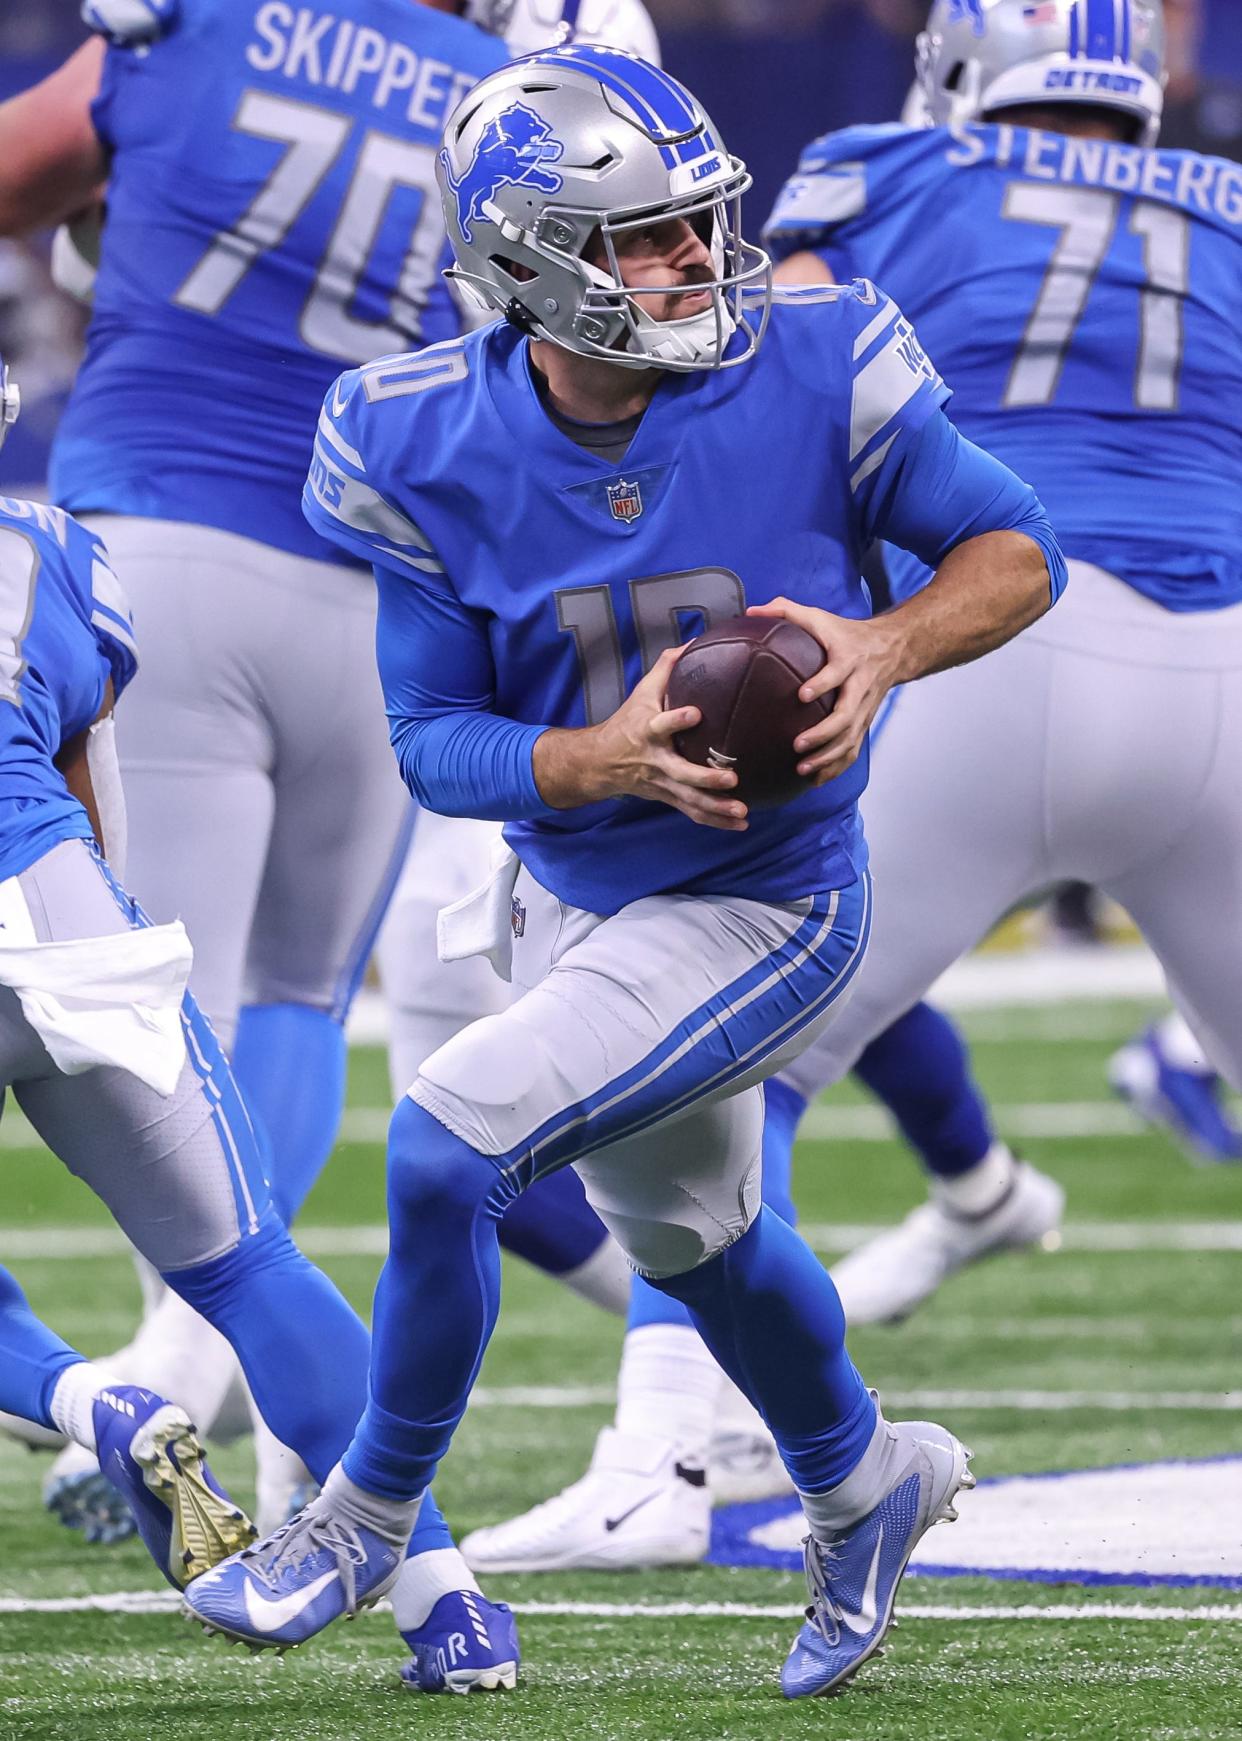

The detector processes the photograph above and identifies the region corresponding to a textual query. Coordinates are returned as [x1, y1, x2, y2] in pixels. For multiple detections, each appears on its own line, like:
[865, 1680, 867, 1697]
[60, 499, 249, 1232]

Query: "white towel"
[436, 840, 521, 983]
[0, 918, 193, 1097]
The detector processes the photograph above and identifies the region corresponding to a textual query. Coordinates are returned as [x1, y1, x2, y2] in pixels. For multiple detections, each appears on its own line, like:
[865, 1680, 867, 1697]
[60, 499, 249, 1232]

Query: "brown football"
[664, 616, 835, 809]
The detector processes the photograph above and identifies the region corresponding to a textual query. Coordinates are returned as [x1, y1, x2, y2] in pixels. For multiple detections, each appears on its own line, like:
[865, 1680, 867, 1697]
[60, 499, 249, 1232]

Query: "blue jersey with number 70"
[765, 122, 1242, 611]
[50, 0, 506, 564]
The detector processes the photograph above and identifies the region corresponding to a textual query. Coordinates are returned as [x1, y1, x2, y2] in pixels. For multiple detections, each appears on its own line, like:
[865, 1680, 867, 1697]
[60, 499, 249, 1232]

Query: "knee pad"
[387, 1096, 515, 1229]
[413, 1009, 572, 1162]
[575, 1090, 765, 1280]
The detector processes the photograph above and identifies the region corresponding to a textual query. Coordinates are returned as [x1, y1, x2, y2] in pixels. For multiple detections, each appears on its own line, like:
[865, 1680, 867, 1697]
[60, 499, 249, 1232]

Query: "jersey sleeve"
[66, 517, 139, 700]
[303, 358, 456, 593]
[763, 125, 904, 270]
[836, 280, 953, 514]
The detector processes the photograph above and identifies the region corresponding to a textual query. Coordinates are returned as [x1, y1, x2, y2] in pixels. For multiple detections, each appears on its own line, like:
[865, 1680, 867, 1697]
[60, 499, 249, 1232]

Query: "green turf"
[2, 998, 1241, 1738]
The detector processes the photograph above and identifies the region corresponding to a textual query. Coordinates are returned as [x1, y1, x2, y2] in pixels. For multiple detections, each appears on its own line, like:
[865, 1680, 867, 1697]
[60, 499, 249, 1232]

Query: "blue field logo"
[946, 0, 986, 35]
[446, 102, 565, 244]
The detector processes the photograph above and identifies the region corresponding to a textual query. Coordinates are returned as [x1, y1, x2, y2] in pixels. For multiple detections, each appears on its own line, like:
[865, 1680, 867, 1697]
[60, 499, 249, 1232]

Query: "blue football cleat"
[780, 1420, 973, 1700]
[1110, 1027, 1242, 1164]
[93, 1385, 254, 1588]
[400, 1590, 520, 1694]
[182, 1498, 403, 1651]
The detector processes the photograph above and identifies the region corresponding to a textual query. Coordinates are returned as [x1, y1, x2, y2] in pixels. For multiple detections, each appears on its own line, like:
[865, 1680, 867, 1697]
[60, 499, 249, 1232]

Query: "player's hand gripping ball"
[664, 616, 836, 808]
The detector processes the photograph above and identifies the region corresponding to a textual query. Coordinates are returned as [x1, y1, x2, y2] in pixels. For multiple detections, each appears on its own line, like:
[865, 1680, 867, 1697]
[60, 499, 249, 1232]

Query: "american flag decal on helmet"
[607, 478, 644, 522]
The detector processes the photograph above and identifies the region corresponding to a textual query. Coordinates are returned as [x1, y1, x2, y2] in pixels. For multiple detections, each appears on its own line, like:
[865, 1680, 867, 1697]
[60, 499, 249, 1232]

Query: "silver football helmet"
[0, 361, 20, 455]
[465, 0, 660, 62]
[436, 46, 770, 371]
[917, 0, 1166, 148]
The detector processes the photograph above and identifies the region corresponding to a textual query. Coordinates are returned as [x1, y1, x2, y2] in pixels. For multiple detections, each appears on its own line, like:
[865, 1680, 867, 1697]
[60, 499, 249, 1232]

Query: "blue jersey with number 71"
[50, 0, 506, 564]
[765, 122, 1242, 611]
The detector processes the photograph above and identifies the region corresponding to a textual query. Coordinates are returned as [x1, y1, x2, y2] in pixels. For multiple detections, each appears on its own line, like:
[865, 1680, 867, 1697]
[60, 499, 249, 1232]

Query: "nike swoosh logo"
[241, 1568, 339, 1634]
[838, 1524, 884, 1636]
[604, 1493, 659, 1534]
[331, 381, 349, 418]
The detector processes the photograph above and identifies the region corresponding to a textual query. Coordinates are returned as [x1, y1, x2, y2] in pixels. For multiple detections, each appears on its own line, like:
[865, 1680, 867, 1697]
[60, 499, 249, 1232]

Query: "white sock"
[798, 1408, 898, 1543]
[390, 1546, 482, 1634]
[614, 1324, 722, 1465]
[49, 1361, 125, 1455]
[320, 1463, 423, 1550]
[714, 1375, 768, 1441]
[251, 1396, 315, 1536]
[560, 1239, 633, 1316]
[931, 1141, 1016, 1218]
[108, 1287, 239, 1433]
[1155, 1012, 1212, 1074]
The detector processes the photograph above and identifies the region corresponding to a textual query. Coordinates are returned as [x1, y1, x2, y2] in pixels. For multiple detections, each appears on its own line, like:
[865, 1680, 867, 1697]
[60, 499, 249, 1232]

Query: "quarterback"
[185, 47, 1065, 1697]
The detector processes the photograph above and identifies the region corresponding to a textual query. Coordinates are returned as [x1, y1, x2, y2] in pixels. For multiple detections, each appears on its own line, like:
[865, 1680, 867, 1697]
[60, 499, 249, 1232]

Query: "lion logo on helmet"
[445, 102, 565, 244]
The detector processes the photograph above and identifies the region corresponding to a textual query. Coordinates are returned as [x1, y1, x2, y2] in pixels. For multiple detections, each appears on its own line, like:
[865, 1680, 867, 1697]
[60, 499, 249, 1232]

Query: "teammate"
[0, 360, 517, 1686]
[750, 0, 1242, 1320]
[184, 47, 1065, 1698]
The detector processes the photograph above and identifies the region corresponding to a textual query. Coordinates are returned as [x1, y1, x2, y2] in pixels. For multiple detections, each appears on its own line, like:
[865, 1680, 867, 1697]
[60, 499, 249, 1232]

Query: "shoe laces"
[243, 1509, 369, 1611]
[801, 1534, 845, 1647]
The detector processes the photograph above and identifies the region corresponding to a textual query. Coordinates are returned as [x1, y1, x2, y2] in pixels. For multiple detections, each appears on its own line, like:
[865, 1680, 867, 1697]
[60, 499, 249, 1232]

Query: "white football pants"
[782, 560, 1242, 1101]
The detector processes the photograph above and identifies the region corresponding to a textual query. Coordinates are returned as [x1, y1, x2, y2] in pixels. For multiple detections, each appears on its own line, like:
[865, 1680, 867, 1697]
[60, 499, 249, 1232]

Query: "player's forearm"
[531, 726, 615, 810]
[886, 528, 1058, 685]
[0, 43, 108, 235]
[391, 710, 555, 821]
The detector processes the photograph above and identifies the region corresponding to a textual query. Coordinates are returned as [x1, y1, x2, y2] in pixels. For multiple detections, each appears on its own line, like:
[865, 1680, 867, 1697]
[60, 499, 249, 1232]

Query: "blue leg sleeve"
[648, 1208, 876, 1493]
[231, 1003, 348, 1226]
[342, 1098, 516, 1500]
[498, 1165, 610, 1276]
[0, 1263, 81, 1430]
[167, 1212, 452, 1550]
[853, 1001, 993, 1180]
[627, 1077, 805, 1333]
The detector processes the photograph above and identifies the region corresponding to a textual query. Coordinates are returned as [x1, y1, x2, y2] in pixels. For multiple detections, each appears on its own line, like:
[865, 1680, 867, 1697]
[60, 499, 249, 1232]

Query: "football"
[664, 615, 835, 809]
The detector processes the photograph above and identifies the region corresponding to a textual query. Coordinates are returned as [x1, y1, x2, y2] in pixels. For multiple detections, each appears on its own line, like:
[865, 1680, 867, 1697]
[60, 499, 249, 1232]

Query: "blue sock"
[343, 1098, 516, 1500]
[853, 1001, 993, 1180]
[648, 1208, 875, 1493]
[231, 1002, 347, 1225]
[498, 1165, 610, 1275]
[0, 1263, 81, 1430]
[627, 1077, 805, 1332]
[176, 1001, 451, 1553]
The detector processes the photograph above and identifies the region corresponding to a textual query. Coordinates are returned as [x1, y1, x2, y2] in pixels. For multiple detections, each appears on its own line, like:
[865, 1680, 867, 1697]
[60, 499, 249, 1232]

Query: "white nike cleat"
[709, 1428, 795, 1506]
[831, 1161, 1065, 1325]
[460, 1427, 711, 1574]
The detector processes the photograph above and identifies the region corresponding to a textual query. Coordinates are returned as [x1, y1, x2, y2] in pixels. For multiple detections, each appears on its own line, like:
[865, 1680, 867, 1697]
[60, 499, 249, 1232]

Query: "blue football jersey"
[0, 498, 138, 883]
[51, 0, 507, 564]
[302, 288, 991, 914]
[766, 122, 1242, 611]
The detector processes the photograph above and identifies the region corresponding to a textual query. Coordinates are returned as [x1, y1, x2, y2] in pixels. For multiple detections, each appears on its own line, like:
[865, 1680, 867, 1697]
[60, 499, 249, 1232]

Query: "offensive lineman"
[754, 0, 1242, 1319]
[185, 46, 1065, 1698]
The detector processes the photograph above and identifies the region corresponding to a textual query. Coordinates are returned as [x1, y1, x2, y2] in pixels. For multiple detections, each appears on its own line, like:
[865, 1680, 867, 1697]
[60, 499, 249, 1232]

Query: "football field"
[2, 997, 1240, 1739]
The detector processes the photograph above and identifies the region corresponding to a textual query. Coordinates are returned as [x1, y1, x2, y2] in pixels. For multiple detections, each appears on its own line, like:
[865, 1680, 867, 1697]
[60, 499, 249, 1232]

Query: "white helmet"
[917, 0, 1166, 148]
[465, 0, 660, 63]
[437, 46, 770, 372]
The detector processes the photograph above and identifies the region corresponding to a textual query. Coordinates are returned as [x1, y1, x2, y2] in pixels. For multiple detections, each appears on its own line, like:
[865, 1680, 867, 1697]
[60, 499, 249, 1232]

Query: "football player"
[0, 0, 520, 1689]
[184, 47, 1065, 1698]
[754, 0, 1242, 1318]
[0, 362, 516, 1685]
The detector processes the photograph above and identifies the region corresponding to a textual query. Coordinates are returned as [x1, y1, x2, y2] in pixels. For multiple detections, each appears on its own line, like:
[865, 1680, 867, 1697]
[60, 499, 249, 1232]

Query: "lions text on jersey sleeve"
[303, 288, 1041, 916]
[0, 499, 137, 883]
[51, 0, 507, 564]
[765, 122, 1242, 611]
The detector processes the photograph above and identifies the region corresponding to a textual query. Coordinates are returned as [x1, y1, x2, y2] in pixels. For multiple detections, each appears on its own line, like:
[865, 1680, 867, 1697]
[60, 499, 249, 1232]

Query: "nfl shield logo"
[607, 478, 644, 522]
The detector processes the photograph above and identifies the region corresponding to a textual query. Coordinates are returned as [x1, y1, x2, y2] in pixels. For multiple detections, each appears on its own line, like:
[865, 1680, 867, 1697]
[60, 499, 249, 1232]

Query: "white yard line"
[6, 1220, 1242, 1260]
[0, 1590, 1238, 1623]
